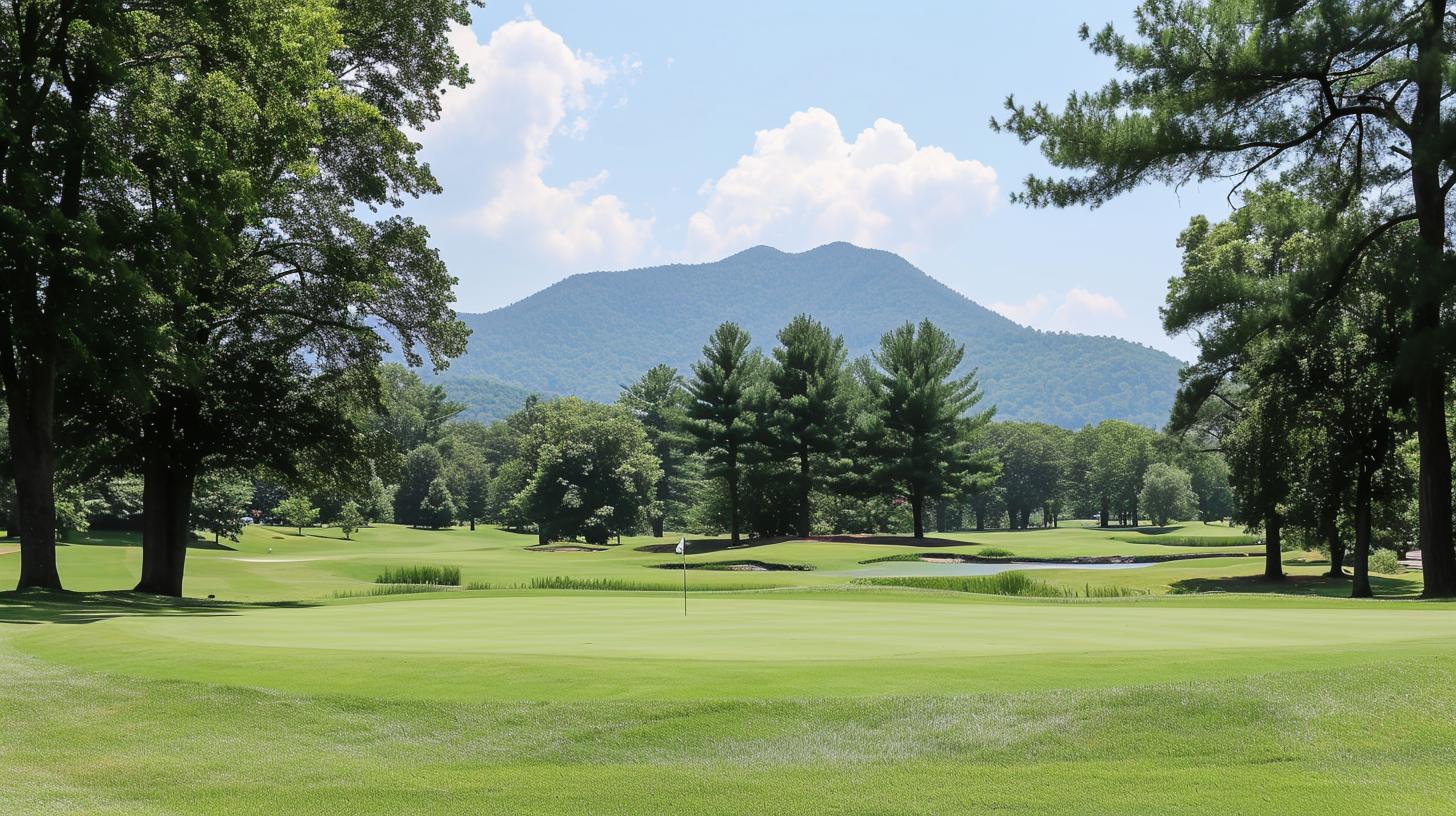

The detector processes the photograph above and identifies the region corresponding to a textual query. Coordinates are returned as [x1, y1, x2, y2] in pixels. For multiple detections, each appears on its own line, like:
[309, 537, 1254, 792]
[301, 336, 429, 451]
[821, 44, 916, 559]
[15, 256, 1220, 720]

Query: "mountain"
[433, 243, 1184, 428]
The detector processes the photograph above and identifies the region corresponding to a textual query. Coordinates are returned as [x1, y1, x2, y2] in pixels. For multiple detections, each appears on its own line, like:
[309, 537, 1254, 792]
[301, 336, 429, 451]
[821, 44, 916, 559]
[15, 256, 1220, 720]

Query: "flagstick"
[681, 545, 688, 616]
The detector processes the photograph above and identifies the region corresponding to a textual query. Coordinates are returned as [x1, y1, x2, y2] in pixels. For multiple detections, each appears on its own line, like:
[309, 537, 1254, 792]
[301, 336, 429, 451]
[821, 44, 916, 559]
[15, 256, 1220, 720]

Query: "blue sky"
[405, 1, 1237, 361]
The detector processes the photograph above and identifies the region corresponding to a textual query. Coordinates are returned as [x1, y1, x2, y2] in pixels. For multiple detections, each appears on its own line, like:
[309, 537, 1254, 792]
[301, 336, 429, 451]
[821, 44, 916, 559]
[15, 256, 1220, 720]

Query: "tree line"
[125, 317, 1233, 551]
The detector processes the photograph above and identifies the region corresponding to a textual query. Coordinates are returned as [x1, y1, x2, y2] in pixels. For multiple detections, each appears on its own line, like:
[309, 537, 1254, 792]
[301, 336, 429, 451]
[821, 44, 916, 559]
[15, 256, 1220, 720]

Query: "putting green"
[17, 592, 1456, 702]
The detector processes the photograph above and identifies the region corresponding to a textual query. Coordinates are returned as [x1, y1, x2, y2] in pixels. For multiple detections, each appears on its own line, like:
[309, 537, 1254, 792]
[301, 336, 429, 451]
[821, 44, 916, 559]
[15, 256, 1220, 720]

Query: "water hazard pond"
[835, 561, 1158, 578]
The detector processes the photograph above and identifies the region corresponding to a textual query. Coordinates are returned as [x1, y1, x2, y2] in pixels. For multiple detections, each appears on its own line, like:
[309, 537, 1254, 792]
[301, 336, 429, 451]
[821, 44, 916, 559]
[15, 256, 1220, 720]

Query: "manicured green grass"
[1, 521, 1451, 813]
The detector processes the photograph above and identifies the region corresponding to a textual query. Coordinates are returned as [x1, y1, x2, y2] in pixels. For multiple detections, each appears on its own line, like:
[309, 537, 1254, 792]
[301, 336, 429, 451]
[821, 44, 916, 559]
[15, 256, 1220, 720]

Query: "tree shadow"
[0, 589, 315, 625]
[1169, 572, 1424, 598]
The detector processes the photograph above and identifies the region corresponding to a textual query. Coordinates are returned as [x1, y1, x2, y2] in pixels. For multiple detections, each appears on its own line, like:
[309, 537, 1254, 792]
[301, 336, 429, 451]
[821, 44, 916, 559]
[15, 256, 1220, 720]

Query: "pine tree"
[861, 320, 997, 539]
[686, 323, 759, 542]
[761, 315, 851, 537]
[620, 365, 694, 537]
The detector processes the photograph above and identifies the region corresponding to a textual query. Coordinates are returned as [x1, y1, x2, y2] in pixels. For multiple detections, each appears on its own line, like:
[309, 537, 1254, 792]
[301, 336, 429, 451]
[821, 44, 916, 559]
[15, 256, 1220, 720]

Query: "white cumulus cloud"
[687, 108, 998, 258]
[991, 288, 1128, 334]
[422, 20, 652, 276]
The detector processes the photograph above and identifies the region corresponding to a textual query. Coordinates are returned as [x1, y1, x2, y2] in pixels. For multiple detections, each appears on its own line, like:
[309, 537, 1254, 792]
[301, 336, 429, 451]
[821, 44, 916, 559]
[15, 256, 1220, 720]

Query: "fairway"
[5, 524, 1456, 813]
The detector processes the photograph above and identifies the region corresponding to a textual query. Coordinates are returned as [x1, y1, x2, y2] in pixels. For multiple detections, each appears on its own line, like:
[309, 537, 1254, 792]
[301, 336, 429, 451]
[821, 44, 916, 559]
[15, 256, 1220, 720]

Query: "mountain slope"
[437, 243, 1183, 428]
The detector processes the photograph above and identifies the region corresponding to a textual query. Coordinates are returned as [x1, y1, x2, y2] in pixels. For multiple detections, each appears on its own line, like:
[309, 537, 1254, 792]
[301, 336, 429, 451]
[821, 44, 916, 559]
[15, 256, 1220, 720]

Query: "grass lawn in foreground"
[1, 522, 1449, 813]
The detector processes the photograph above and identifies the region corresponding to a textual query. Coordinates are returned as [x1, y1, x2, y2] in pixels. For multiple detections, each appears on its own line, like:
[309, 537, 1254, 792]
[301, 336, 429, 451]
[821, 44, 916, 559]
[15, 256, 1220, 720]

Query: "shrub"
[976, 547, 1015, 558]
[374, 565, 461, 586]
[1368, 549, 1402, 575]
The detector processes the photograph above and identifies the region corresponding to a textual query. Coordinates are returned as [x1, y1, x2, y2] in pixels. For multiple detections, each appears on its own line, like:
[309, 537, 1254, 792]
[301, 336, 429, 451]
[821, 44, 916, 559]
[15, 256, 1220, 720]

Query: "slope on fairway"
[17, 591, 1456, 702]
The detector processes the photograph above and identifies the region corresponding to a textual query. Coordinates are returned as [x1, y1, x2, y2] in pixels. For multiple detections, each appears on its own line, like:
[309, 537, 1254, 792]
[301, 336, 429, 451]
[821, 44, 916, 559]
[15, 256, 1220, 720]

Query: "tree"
[860, 320, 997, 539]
[101, 1, 474, 596]
[759, 316, 852, 537]
[511, 398, 661, 544]
[1188, 454, 1233, 522]
[0, 2, 163, 588]
[191, 473, 254, 544]
[273, 497, 319, 536]
[418, 478, 456, 530]
[335, 501, 365, 540]
[395, 446, 444, 528]
[1139, 463, 1198, 527]
[685, 323, 758, 543]
[989, 422, 1069, 529]
[619, 364, 694, 537]
[996, 1, 1456, 595]
[364, 476, 395, 524]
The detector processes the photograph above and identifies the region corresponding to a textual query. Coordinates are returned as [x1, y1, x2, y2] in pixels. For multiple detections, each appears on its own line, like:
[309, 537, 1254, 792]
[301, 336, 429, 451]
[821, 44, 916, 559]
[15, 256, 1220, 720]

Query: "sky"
[404, 1, 1240, 362]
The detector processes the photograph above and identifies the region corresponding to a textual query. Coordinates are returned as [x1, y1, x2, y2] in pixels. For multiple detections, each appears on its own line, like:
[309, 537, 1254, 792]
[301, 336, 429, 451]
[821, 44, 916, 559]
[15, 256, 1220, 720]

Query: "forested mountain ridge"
[435, 243, 1183, 427]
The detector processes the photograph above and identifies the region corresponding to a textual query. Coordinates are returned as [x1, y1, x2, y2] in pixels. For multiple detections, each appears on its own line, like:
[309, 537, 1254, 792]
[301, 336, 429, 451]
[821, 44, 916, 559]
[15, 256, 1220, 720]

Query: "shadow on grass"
[0, 589, 315, 626]
[1170, 572, 1423, 598]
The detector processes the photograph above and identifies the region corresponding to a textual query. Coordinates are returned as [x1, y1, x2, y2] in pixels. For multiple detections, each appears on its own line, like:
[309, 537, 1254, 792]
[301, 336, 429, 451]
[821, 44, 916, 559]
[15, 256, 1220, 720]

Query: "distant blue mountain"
[434, 243, 1182, 428]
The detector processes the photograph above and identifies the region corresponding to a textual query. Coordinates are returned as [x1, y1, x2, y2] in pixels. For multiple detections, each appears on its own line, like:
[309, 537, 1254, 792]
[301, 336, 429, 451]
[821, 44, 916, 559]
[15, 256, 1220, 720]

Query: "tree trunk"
[469, 517, 476, 532]
[1130, 498, 1138, 527]
[1351, 465, 1374, 599]
[797, 450, 812, 538]
[5, 356, 61, 591]
[651, 515, 664, 538]
[1410, 0, 1456, 598]
[910, 489, 925, 539]
[1264, 510, 1284, 580]
[1099, 495, 1108, 528]
[974, 507, 985, 531]
[136, 455, 196, 597]
[935, 500, 948, 533]
[1324, 505, 1344, 578]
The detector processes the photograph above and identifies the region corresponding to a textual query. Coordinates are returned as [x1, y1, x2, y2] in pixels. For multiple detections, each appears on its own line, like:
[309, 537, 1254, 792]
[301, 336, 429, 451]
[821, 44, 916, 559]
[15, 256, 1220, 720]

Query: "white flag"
[675, 537, 686, 555]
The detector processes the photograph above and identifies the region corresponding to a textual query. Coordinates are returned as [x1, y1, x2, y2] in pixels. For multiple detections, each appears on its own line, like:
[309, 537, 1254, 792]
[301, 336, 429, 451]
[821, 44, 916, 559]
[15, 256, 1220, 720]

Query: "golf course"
[3, 522, 1454, 814]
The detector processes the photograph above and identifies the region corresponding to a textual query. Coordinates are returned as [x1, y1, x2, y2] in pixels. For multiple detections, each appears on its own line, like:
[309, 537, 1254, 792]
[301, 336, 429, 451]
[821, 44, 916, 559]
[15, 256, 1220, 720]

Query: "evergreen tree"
[686, 323, 759, 543]
[760, 315, 851, 537]
[860, 320, 997, 539]
[620, 365, 694, 537]
[996, 0, 1456, 595]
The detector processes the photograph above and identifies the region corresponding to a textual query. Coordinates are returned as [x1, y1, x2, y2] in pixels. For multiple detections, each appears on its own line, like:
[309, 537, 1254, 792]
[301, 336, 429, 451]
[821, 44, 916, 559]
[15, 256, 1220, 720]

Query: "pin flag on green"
[676, 536, 687, 615]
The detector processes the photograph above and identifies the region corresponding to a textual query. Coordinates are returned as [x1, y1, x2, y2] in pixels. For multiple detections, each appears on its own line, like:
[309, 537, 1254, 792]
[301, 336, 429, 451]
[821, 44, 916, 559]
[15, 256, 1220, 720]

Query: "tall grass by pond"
[855, 572, 1147, 598]
[1109, 534, 1259, 548]
[375, 565, 461, 586]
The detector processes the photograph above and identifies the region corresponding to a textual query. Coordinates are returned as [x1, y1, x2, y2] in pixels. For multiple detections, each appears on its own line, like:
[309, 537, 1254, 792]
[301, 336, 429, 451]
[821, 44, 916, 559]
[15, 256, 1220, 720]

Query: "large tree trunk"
[651, 515, 664, 538]
[1099, 495, 1108, 528]
[135, 453, 197, 597]
[1409, 0, 1456, 598]
[1351, 465, 1374, 599]
[4, 356, 61, 591]
[1130, 498, 1138, 527]
[974, 507, 985, 531]
[935, 500, 947, 534]
[1264, 510, 1284, 580]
